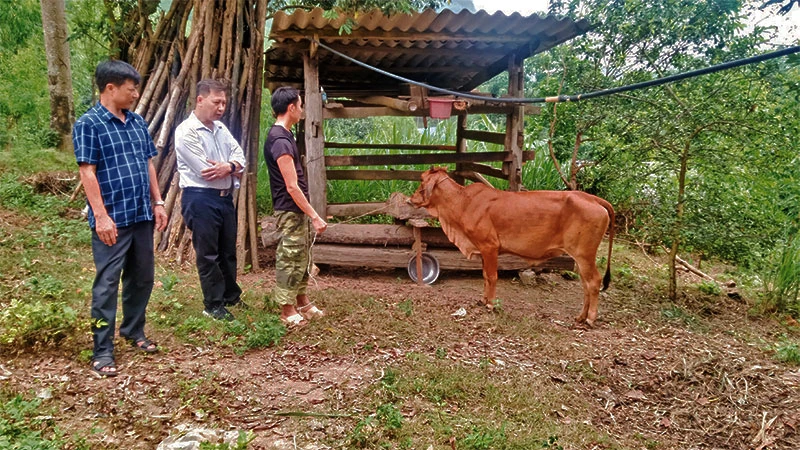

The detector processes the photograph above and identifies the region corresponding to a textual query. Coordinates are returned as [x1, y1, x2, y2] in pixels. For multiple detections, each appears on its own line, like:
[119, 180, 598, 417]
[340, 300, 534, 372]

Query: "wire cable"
[312, 39, 800, 104]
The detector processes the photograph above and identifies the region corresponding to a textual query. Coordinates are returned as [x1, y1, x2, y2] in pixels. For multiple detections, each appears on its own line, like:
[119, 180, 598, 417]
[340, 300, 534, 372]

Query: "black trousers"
[181, 188, 242, 311]
[90, 220, 154, 358]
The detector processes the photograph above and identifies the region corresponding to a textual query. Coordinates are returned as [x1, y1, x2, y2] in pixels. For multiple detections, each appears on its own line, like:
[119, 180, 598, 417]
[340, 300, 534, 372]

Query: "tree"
[39, 0, 75, 152]
[534, 0, 797, 300]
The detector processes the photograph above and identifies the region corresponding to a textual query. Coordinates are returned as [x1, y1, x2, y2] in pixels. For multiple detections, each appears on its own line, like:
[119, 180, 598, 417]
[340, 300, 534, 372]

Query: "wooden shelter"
[264, 7, 590, 278]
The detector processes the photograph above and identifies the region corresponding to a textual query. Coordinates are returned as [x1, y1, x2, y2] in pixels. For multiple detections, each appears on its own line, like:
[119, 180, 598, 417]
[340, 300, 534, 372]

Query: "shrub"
[0, 298, 82, 347]
[0, 394, 64, 450]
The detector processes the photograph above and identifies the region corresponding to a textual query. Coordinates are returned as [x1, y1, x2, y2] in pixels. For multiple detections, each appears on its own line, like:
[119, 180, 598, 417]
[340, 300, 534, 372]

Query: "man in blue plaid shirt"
[73, 60, 168, 377]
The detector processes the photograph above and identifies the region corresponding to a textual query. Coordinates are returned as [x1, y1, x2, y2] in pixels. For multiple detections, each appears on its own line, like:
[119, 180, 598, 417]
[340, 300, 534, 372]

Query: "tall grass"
[760, 232, 800, 317]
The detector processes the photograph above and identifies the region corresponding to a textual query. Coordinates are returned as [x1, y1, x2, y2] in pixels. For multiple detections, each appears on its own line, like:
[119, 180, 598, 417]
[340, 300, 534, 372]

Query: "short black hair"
[95, 60, 141, 93]
[271, 86, 300, 116]
[197, 79, 228, 97]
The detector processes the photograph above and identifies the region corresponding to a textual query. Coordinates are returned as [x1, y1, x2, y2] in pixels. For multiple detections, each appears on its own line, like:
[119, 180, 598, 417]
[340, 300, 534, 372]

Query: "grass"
[3, 138, 800, 448]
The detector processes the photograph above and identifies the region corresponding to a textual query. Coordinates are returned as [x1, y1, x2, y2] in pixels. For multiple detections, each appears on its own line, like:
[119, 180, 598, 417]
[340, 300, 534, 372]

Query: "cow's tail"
[598, 198, 615, 291]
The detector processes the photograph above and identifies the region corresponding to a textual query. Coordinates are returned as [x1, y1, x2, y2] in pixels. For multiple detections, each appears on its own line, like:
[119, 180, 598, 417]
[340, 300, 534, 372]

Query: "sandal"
[280, 313, 307, 328]
[124, 336, 158, 353]
[298, 303, 325, 320]
[91, 356, 118, 378]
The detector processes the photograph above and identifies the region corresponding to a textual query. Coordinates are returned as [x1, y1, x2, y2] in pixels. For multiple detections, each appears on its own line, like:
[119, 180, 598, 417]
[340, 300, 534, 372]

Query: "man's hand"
[201, 159, 233, 181]
[154, 205, 168, 231]
[95, 214, 118, 246]
[311, 215, 327, 234]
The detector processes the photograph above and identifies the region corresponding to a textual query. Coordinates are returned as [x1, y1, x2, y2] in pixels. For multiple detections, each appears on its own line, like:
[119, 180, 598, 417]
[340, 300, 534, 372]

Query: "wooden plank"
[456, 162, 507, 180]
[325, 142, 457, 152]
[326, 169, 423, 181]
[324, 106, 415, 119]
[461, 129, 507, 145]
[357, 95, 419, 112]
[312, 244, 575, 272]
[314, 223, 453, 247]
[325, 151, 513, 167]
[467, 104, 541, 115]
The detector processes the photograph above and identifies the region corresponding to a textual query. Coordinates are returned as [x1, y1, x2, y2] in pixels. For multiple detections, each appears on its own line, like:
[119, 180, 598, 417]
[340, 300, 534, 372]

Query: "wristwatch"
[153, 200, 166, 206]
[229, 162, 236, 173]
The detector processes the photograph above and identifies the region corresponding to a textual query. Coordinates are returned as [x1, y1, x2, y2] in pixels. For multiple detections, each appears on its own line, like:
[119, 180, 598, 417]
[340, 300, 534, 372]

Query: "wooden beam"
[326, 169, 423, 181]
[325, 151, 515, 167]
[324, 106, 417, 119]
[461, 129, 506, 145]
[327, 202, 390, 217]
[505, 55, 524, 191]
[356, 95, 419, 112]
[324, 142, 457, 152]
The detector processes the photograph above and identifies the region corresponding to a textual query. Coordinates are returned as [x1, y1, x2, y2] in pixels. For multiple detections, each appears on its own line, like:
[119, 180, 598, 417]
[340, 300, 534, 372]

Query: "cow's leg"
[481, 251, 499, 310]
[573, 256, 602, 327]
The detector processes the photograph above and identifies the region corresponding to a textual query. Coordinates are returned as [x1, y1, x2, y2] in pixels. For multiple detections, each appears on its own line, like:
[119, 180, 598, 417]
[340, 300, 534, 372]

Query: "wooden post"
[303, 46, 327, 217]
[453, 113, 467, 185]
[504, 55, 524, 191]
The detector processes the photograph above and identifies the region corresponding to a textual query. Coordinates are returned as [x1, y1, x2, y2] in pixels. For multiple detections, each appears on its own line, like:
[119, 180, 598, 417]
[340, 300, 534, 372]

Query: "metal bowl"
[407, 253, 440, 285]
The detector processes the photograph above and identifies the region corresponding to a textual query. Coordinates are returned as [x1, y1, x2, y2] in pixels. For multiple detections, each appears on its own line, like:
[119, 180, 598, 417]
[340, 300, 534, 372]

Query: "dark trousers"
[91, 220, 154, 358]
[181, 188, 241, 311]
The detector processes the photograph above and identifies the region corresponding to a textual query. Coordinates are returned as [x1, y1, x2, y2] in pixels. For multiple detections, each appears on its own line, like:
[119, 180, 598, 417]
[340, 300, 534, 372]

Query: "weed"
[198, 430, 254, 450]
[541, 435, 564, 449]
[24, 274, 64, 298]
[696, 280, 721, 296]
[460, 423, 507, 450]
[435, 347, 447, 359]
[661, 304, 696, 326]
[244, 316, 285, 349]
[0, 394, 64, 449]
[397, 299, 413, 317]
[0, 298, 82, 346]
[160, 273, 180, 293]
[775, 341, 800, 365]
[492, 298, 503, 311]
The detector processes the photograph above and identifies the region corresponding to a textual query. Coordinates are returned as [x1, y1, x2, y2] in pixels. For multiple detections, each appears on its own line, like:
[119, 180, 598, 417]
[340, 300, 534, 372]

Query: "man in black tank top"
[264, 87, 328, 327]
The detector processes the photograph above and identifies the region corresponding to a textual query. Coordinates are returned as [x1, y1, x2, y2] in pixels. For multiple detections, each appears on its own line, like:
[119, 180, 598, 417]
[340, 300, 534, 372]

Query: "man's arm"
[78, 163, 117, 246]
[276, 154, 327, 234]
[148, 160, 168, 231]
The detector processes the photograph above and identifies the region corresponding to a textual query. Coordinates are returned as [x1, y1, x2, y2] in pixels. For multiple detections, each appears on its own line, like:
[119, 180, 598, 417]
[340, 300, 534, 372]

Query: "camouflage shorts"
[272, 210, 313, 305]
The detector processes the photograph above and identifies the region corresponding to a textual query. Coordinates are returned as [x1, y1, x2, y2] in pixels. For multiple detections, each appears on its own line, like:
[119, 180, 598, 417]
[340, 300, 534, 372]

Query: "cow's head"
[409, 167, 450, 208]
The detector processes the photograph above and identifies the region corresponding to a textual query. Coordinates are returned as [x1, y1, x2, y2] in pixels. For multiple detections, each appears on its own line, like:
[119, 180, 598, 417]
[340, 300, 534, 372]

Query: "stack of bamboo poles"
[123, 0, 268, 271]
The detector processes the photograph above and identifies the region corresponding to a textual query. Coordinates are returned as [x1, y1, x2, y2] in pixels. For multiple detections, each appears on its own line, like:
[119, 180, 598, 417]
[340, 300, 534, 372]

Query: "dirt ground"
[3, 254, 800, 449]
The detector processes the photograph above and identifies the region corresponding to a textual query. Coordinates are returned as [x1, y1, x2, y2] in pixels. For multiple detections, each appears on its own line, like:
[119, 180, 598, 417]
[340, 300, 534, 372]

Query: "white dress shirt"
[174, 112, 246, 190]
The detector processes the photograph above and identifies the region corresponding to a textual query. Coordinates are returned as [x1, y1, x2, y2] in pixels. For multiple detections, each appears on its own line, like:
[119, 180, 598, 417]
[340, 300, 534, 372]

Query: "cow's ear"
[424, 178, 434, 200]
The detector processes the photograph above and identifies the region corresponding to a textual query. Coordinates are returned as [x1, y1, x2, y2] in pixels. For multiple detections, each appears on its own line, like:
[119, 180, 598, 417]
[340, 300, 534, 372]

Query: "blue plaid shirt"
[73, 103, 158, 229]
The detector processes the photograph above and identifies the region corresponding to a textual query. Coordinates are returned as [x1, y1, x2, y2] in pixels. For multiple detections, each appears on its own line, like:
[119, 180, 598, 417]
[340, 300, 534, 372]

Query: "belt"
[183, 187, 232, 197]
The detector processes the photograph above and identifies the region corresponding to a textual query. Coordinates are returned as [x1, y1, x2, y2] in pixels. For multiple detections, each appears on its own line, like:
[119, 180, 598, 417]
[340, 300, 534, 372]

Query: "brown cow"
[409, 167, 614, 326]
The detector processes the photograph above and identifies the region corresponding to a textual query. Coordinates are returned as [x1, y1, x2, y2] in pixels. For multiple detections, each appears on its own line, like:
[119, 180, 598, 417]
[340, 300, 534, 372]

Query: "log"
[311, 244, 575, 272]
[260, 220, 452, 248]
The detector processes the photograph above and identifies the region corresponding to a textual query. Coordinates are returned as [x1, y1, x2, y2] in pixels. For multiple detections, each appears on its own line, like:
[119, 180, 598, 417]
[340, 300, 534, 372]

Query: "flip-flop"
[124, 336, 158, 353]
[280, 313, 307, 328]
[298, 303, 325, 320]
[91, 356, 118, 378]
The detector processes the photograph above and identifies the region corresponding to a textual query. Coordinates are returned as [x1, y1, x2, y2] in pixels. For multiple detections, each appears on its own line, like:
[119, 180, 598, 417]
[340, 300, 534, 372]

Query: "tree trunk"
[39, 0, 75, 152]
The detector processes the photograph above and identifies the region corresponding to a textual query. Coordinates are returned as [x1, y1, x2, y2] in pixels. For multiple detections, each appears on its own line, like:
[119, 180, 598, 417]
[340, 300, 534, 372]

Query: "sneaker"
[203, 306, 234, 321]
[226, 299, 250, 310]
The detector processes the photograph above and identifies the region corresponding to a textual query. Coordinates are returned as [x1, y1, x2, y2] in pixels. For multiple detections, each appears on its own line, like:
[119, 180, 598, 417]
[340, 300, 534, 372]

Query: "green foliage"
[541, 435, 565, 449]
[0, 298, 82, 347]
[348, 402, 406, 448]
[0, 395, 64, 450]
[774, 341, 800, 365]
[397, 299, 413, 317]
[760, 232, 800, 316]
[244, 316, 285, 349]
[696, 280, 722, 296]
[460, 423, 507, 450]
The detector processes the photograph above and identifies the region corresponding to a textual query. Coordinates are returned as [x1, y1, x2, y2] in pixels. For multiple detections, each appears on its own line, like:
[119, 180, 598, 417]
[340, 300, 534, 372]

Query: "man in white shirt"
[175, 79, 246, 321]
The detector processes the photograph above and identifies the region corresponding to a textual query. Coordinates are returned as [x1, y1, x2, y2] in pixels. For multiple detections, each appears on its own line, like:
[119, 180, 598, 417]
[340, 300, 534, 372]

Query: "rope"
[311, 39, 800, 104]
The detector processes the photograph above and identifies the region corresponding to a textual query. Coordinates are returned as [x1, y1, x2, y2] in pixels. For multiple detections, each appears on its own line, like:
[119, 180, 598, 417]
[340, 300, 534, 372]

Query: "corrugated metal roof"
[265, 7, 591, 98]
